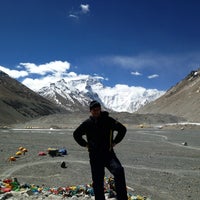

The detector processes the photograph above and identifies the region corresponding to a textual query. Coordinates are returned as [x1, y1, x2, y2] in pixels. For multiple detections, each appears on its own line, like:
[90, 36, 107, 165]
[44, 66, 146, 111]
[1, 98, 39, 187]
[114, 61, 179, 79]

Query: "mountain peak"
[38, 76, 164, 112]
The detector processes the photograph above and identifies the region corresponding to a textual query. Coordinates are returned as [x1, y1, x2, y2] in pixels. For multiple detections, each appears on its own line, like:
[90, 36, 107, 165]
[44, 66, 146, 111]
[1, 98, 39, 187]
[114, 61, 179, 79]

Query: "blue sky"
[0, 0, 200, 91]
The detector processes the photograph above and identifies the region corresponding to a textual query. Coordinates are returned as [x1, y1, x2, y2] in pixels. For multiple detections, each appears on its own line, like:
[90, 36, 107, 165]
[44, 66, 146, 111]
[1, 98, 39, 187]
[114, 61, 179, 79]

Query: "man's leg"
[106, 152, 128, 200]
[89, 154, 105, 200]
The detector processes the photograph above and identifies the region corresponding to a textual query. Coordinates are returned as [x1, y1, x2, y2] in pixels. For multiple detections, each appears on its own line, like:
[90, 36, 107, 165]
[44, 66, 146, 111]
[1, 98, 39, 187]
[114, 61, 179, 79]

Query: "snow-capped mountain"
[38, 75, 165, 113]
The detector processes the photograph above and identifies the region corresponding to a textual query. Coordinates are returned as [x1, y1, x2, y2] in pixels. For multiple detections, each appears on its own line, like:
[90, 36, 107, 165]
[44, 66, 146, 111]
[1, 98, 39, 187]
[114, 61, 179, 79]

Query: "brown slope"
[0, 71, 65, 126]
[137, 69, 200, 122]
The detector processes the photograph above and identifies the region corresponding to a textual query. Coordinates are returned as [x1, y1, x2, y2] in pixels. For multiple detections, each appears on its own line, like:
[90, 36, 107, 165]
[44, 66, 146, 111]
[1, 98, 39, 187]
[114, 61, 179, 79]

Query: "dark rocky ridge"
[0, 70, 66, 126]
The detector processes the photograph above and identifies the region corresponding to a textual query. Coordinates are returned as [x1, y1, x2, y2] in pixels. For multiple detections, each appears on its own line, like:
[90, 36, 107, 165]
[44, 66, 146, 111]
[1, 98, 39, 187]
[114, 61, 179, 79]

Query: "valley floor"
[0, 127, 200, 200]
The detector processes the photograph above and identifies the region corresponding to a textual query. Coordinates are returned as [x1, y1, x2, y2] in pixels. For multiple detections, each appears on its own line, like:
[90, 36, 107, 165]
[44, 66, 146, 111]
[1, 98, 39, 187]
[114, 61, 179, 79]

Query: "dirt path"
[0, 159, 89, 179]
[139, 131, 200, 151]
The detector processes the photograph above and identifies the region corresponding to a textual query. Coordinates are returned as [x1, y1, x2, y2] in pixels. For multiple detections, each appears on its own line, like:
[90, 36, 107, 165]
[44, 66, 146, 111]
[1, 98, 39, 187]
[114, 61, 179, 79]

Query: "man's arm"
[73, 122, 88, 147]
[112, 120, 127, 144]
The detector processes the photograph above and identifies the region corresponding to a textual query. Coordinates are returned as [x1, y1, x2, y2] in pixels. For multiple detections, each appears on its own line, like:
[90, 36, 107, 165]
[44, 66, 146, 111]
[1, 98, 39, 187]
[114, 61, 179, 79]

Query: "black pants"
[89, 150, 128, 200]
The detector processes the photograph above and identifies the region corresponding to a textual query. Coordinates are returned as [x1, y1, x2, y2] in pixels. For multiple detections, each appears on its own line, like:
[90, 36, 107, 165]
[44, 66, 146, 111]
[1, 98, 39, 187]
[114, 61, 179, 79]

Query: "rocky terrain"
[0, 71, 66, 126]
[1, 127, 200, 200]
[138, 69, 200, 122]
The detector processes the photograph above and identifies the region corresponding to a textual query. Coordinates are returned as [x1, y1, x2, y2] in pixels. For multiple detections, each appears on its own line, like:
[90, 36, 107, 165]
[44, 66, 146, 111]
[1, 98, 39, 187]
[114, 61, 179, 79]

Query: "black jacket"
[73, 111, 126, 153]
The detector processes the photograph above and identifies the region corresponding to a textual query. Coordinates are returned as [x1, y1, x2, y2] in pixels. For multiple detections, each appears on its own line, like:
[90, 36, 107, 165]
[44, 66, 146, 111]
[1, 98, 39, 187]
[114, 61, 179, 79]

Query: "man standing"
[73, 100, 128, 200]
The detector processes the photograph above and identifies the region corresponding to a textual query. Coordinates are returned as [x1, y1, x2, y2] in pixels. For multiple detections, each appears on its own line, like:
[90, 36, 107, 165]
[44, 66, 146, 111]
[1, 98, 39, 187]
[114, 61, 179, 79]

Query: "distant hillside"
[0, 71, 65, 126]
[138, 69, 200, 122]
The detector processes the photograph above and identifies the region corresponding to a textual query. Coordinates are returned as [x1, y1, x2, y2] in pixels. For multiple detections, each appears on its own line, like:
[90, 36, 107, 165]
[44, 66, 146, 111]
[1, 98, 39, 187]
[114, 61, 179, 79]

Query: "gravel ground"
[0, 127, 200, 200]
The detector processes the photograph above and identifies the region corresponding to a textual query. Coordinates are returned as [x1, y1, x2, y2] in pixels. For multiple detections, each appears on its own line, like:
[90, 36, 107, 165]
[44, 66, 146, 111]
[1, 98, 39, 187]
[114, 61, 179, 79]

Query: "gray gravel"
[0, 127, 200, 200]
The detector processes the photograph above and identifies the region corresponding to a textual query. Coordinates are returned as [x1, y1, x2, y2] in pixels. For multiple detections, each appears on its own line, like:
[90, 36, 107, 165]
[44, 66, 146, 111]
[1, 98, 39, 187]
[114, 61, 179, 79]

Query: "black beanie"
[89, 100, 101, 110]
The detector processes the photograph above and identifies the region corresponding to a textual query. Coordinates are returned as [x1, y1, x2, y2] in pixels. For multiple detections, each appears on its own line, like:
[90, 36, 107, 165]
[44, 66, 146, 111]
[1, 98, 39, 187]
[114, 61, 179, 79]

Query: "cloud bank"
[1, 61, 71, 91]
[0, 61, 105, 91]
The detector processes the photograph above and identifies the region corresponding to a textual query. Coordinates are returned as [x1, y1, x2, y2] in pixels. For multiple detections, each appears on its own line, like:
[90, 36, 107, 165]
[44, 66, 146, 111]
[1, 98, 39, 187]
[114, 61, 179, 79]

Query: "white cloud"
[20, 61, 71, 91]
[80, 4, 90, 14]
[18, 61, 105, 91]
[148, 74, 159, 79]
[19, 60, 70, 76]
[0, 61, 72, 91]
[0, 60, 105, 92]
[69, 14, 79, 19]
[131, 71, 142, 76]
[68, 4, 90, 20]
[0, 65, 28, 78]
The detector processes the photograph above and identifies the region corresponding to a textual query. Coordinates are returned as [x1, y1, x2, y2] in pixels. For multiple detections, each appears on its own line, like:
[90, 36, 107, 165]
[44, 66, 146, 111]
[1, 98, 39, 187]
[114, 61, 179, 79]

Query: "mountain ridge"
[38, 75, 164, 113]
[1, 68, 199, 126]
[137, 69, 200, 122]
[0, 70, 65, 126]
